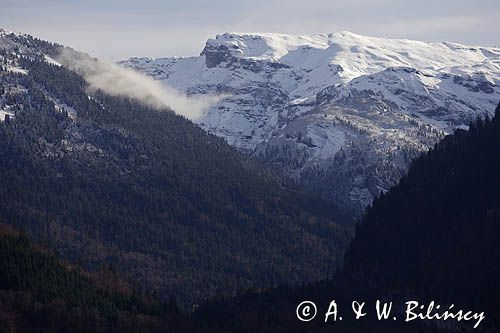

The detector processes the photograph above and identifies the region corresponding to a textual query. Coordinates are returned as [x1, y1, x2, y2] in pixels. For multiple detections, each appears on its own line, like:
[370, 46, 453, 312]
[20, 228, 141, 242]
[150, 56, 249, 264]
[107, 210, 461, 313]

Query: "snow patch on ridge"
[121, 31, 500, 214]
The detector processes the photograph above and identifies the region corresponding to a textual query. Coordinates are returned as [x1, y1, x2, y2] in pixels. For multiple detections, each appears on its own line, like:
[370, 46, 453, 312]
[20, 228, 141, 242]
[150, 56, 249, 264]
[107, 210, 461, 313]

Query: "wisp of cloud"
[56, 47, 221, 120]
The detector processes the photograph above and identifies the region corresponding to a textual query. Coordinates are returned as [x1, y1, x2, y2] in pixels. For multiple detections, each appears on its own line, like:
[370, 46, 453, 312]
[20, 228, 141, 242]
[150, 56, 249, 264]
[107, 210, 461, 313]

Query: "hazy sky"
[1, 0, 499, 61]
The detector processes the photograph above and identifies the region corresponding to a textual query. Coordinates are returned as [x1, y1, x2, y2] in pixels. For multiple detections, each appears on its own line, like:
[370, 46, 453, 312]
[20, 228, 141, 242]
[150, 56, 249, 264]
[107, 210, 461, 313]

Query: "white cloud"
[56, 47, 222, 120]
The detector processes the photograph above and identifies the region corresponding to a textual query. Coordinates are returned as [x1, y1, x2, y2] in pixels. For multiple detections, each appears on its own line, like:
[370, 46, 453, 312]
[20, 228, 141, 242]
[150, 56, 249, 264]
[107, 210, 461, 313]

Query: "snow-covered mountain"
[121, 32, 499, 214]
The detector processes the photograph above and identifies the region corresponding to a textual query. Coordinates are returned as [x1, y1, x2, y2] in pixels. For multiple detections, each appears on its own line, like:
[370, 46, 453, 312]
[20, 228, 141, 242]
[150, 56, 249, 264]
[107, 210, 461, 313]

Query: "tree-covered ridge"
[342, 102, 500, 327]
[188, 103, 500, 332]
[0, 223, 193, 332]
[0, 43, 351, 309]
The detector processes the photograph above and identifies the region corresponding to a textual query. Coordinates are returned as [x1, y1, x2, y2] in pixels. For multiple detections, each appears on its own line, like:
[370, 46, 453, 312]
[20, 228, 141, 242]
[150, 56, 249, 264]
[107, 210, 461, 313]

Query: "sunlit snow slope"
[121, 31, 500, 215]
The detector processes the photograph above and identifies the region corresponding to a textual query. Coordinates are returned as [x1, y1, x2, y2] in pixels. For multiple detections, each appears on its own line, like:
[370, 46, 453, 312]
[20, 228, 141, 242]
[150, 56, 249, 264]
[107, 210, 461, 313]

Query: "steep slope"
[0, 223, 191, 333]
[193, 102, 500, 332]
[0, 30, 350, 308]
[342, 102, 500, 321]
[122, 31, 500, 215]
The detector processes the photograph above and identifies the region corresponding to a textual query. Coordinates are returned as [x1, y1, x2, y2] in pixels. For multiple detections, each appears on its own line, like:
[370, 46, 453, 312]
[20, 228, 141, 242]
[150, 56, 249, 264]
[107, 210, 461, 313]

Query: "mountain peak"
[0, 28, 15, 36]
[0, 28, 27, 38]
[200, 31, 500, 80]
[203, 32, 332, 63]
[122, 31, 500, 213]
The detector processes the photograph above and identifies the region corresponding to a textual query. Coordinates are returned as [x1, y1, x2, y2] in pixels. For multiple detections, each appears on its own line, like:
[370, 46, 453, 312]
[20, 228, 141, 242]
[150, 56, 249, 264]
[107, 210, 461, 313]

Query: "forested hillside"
[192, 102, 500, 332]
[342, 102, 500, 328]
[0, 223, 194, 332]
[0, 32, 351, 309]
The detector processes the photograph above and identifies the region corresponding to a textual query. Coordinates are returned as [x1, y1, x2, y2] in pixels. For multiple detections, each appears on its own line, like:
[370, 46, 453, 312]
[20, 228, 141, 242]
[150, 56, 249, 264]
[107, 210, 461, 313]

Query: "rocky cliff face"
[121, 31, 500, 215]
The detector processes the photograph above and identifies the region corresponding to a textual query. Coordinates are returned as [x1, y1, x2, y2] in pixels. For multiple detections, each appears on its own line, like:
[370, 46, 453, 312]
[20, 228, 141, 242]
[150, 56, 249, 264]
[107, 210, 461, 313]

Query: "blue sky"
[1, 0, 499, 60]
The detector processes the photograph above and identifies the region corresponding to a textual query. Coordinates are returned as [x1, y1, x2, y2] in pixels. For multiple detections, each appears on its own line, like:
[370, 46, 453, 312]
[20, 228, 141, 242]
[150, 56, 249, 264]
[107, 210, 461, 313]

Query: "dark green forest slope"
[0, 223, 194, 333]
[0, 32, 350, 309]
[193, 103, 500, 332]
[342, 102, 500, 328]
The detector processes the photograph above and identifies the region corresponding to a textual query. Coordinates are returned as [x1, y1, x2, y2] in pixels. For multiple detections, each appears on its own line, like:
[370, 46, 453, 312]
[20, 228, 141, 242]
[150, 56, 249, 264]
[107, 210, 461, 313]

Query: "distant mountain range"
[121, 32, 500, 215]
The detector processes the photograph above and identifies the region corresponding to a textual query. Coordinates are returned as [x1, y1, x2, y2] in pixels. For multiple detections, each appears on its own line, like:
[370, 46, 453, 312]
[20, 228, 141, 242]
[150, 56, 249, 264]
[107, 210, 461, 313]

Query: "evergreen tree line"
[191, 102, 500, 332]
[0, 42, 351, 309]
[0, 224, 191, 332]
